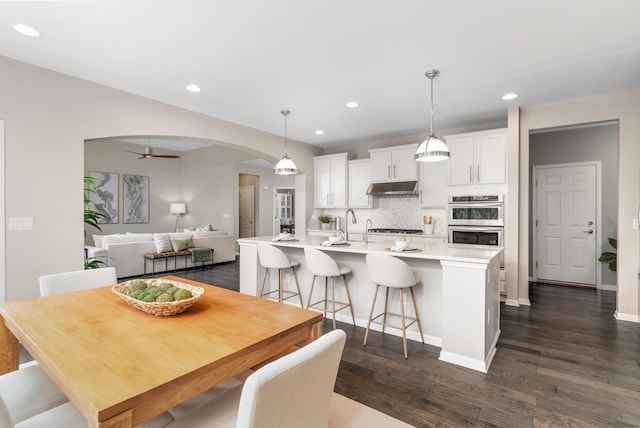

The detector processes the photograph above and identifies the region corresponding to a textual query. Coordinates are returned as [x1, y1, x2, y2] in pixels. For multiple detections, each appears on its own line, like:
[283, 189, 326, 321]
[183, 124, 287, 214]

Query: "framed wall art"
[88, 171, 119, 224]
[123, 174, 149, 224]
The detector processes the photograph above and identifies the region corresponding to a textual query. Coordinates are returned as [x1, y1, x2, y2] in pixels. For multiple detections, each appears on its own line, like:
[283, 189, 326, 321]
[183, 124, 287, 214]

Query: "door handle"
[583, 229, 594, 234]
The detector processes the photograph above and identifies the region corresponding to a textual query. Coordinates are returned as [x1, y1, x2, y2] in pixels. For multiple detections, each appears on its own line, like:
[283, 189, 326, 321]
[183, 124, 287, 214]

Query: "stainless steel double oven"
[447, 195, 504, 268]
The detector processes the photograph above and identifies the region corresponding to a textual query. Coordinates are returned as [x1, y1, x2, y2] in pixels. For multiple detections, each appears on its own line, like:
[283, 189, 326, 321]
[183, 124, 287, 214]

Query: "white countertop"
[237, 235, 501, 265]
[306, 228, 447, 239]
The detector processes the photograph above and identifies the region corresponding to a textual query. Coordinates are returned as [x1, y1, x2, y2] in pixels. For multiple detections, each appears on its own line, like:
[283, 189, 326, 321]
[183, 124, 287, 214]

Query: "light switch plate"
[633, 218, 639, 230]
[9, 217, 33, 230]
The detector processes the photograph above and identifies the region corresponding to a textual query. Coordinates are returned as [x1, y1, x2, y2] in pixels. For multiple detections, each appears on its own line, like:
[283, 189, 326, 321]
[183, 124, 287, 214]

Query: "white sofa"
[85, 231, 236, 279]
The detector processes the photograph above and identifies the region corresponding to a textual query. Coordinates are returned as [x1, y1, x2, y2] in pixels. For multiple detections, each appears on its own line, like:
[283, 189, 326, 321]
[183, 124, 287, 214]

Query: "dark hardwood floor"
[167, 259, 241, 292]
[181, 261, 640, 427]
[23, 261, 640, 427]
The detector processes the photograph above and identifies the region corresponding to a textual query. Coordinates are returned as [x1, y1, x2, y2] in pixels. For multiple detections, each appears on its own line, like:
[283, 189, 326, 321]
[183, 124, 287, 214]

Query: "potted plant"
[598, 237, 617, 272]
[319, 214, 333, 230]
[84, 176, 106, 269]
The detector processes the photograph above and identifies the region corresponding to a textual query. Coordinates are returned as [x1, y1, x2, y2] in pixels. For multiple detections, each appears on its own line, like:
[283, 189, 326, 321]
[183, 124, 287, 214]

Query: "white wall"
[85, 139, 291, 240]
[0, 55, 319, 301]
[519, 91, 640, 322]
[84, 139, 183, 238]
[530, 123, 619, 287]
[3, 54, 639, 322]
[235, 165, 295, 237]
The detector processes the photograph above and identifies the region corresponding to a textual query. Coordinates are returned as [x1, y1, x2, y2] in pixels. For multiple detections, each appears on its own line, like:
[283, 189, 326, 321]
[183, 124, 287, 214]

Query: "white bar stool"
[363, 254, 424, 358]
[304, 248, 355, 329]
[257, 244, 304, 306]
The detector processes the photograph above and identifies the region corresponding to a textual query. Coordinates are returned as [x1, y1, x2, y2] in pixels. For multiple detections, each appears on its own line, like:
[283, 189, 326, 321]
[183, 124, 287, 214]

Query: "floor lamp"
[170, 203, 186, 232]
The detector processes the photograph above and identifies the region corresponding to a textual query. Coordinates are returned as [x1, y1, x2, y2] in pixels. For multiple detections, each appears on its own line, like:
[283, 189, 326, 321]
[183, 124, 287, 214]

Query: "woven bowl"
[112, 279, 204, 317]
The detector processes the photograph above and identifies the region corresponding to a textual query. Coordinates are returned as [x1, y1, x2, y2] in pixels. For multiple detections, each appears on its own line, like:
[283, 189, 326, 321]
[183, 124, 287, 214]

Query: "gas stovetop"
[367, 228, 423, 235]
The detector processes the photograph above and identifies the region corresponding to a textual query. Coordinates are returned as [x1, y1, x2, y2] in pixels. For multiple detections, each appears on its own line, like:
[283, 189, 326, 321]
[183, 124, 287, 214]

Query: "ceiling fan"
[127, 139, 180, 159]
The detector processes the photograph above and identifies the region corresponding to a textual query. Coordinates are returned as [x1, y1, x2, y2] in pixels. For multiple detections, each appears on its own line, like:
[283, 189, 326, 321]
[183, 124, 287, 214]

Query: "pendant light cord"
[281, 109, 290, 155]
[425, 70, 439, 136]
[429, 76, 434, 135]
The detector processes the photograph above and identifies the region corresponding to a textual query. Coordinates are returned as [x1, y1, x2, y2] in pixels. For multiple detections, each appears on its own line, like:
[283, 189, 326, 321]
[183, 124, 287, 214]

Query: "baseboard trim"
[504, 299, 520, 307]
[615, 312, 640, 323]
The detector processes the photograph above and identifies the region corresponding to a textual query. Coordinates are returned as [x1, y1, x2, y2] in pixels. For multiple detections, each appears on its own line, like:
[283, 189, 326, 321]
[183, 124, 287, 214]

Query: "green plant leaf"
[598, 238, 617, 272]
[84, 258, 106, 269]
[598, 252, 616, 262]
[84, 176, 106, 239]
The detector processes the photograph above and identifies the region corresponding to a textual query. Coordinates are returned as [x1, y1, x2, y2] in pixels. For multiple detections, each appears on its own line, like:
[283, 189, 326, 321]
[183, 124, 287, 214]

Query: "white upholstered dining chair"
[0, 362, 68, 427]
[39, 267, 118, 297]
[0, 393, 175, 428]
[0, 268, 118, 427]
[164, 329, 347, 428]
[0, 267, 121, 426]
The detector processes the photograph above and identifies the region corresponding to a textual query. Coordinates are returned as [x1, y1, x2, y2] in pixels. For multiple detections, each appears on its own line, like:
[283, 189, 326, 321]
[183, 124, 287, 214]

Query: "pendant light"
[273, 109, 300, 176]
[414, 69, 449, 162]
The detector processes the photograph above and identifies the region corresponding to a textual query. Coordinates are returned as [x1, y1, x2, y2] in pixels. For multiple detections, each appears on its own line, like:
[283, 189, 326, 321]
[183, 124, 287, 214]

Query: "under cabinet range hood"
[366, 180, 418, 196]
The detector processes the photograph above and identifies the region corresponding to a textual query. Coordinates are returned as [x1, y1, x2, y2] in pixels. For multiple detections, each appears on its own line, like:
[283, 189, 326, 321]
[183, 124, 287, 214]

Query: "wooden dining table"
[0, 276, 323, 427]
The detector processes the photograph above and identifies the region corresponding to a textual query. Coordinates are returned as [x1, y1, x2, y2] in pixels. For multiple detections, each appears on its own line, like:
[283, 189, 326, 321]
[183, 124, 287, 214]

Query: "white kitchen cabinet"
[419, 159, 448, 207]
[348, 159, 372, 208]
[314, 153, 348, 208]
[369, 144, 417, 182]
[447, 129, 506, 186]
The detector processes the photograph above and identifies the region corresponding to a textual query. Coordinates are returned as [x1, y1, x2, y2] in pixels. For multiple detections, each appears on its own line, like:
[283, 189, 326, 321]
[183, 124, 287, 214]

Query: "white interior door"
[535, 164, 597, 285]
[239, 186, 255, 238]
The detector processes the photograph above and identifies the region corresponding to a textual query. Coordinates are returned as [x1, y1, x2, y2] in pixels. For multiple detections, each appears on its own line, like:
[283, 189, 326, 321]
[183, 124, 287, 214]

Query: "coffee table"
[0, 276, 323, 427]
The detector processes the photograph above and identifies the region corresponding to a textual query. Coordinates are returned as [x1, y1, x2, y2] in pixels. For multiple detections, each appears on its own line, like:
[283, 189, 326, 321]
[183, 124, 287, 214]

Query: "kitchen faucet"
[344, 209, 357, 242]
[364, 218, 373, 242]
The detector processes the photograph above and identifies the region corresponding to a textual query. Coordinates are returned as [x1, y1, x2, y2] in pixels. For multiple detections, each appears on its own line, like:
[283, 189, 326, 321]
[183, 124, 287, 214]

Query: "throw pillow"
[153, 233, 173, 253]
[170, 238, 193, 252]
[169, 232, 192, 241]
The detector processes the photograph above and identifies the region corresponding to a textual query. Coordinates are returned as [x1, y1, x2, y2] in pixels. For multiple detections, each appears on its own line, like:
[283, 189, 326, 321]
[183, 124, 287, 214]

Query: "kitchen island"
[237, 235, 502, 373]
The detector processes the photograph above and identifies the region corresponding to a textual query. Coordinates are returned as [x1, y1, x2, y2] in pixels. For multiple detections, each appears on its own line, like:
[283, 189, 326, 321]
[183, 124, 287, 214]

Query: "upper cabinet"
[314, 153, 348, 208]
[348, 159, 372, 208]
[447, 129, 507, 186]
[419, 160, 448, 207]
[369, 144, 417, 182]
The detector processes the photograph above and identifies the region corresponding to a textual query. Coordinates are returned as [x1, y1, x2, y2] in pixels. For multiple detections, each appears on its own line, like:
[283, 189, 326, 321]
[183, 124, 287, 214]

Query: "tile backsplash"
[316, 195, 447, 237]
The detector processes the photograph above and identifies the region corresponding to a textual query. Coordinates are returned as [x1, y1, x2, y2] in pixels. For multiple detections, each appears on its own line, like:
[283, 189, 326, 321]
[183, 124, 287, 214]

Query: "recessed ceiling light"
[13, 24, 40, 38]
[185, 84, 201, 93]
[315, 129, 325, 135]
[346, 101, 359, 108]
[502, 93, 518, 100]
